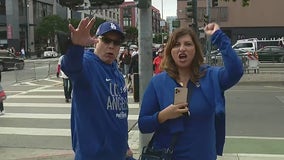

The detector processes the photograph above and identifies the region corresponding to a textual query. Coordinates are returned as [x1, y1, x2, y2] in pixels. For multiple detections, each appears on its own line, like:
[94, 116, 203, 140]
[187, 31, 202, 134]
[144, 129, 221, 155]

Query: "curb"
[238, 81, 284, 85]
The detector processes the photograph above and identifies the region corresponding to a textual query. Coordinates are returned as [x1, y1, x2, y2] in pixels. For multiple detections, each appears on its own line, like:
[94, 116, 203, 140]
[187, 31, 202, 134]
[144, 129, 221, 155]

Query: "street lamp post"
[206, 0, 212, 64]
[26, 0, 30, 57]
[161, 0, 164, 44]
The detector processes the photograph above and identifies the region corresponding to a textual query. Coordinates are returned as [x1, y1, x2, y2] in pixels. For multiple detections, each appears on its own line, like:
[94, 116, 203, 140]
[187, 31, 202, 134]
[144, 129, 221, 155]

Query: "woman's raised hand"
[204, 22, 220, 36]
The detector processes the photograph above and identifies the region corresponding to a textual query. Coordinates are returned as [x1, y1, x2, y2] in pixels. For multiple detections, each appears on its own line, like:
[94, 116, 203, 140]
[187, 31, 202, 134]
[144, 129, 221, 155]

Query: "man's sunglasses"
[98, 36, 122, 46]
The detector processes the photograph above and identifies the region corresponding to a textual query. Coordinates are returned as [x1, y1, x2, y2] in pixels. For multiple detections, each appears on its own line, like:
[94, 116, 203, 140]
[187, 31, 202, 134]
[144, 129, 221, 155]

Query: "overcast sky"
[125, 0, 177, 18]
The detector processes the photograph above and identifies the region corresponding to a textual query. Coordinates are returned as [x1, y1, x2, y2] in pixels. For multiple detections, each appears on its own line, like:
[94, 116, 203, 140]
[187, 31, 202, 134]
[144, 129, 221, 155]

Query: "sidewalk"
[1, 72, 284, 160]
[2, 147, 284, 160]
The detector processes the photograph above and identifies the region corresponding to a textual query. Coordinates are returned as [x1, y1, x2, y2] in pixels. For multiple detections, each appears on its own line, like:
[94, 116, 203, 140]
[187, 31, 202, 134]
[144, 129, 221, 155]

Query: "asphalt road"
[224, 84, 284, 154]
[0, 76, 284, 159]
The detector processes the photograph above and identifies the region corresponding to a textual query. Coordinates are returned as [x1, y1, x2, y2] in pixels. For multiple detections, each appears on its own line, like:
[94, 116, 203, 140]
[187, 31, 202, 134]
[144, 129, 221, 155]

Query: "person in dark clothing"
[127, 53, 139, 99]
[128, 53, 138, 75]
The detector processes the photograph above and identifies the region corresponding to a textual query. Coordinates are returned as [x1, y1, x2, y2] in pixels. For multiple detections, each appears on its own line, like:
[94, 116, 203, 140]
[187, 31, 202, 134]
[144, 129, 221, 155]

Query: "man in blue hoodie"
[61, 18, 132, 159]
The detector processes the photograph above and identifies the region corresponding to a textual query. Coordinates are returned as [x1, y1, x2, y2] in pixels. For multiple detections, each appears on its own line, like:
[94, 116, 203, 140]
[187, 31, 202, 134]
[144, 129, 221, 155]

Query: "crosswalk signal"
[134, 0, 151, 9]
[203, 14, 209, 26]
[89, 0, 124, 7]
[187, 0, 194, 19]
[212, 0, 218, 7]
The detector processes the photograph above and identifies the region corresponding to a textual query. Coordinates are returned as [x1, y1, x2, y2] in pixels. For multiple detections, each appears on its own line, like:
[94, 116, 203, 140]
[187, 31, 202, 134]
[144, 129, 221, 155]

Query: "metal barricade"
[14, 59, 58, 83]
[243, 52, 260, 74]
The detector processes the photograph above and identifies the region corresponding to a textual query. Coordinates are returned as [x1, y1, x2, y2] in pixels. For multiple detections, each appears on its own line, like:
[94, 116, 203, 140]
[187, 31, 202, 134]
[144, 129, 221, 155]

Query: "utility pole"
[206, 0, 212, 64]
[136, 0, 153, 152]
[26, 0, 30, 56]
[161, 0, 164, 44]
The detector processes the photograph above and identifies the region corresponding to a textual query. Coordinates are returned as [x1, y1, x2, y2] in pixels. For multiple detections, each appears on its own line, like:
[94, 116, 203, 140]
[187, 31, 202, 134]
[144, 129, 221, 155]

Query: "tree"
[124, 26, 138, 44]
[35, 15, 69, 49]
[35, 15, 107, 50]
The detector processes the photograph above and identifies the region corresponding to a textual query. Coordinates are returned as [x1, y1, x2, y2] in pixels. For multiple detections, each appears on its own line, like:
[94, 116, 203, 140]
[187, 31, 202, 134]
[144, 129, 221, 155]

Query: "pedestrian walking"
[138, 23, 243, 159]
[0, 69, 5, 116]
[57, 54, 72, 103]
[61, 18, 134, 159]
[152, 46, 164, 75]
[20, 47, 25, 59]
[127, 51, 139, 93]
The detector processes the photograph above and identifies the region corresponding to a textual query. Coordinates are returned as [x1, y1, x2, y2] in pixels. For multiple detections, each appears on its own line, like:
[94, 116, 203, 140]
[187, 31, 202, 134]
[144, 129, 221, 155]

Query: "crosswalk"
[0, 78, 140, 151]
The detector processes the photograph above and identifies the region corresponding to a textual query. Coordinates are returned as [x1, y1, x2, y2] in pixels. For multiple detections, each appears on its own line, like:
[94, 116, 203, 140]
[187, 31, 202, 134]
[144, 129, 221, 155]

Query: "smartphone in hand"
[174, 87, 189, 117]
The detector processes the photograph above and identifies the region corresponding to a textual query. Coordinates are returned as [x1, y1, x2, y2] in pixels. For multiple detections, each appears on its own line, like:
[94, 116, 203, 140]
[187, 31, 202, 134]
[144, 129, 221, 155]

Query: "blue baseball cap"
[96, 21, 125, 40]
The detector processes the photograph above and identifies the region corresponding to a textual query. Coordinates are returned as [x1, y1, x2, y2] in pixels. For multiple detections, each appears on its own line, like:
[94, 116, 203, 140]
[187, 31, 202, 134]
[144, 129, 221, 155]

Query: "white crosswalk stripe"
[0, 113, 138, 120]
[0, 84, 139, 140]
[4, 102, 139, 108]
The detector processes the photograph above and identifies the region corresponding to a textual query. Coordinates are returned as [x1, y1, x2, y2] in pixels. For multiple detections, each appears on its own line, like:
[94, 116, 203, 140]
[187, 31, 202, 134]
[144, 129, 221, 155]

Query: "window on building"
[123, 17, 131, 27]
[0, 0, 5, 15]
[219, 7, 228, 22]
[34, 2, 53, 24]
[18, 0, 25, 16]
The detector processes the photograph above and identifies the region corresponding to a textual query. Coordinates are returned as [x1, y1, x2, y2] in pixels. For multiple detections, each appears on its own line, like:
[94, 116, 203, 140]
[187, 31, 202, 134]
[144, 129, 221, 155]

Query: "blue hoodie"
[138, 30, 243, 160]
[61, 46, 128, 160]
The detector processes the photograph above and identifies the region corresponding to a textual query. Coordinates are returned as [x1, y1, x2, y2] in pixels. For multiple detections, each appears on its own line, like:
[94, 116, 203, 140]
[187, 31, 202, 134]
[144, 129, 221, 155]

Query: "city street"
[0, 75, 284, 159]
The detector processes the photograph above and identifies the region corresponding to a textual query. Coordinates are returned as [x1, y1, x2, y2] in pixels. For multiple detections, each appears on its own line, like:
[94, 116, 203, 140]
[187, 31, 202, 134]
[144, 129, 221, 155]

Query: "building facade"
[119, 1, 162, 45]
[177, 0, 284, 43]
[1, 0, 166, 54]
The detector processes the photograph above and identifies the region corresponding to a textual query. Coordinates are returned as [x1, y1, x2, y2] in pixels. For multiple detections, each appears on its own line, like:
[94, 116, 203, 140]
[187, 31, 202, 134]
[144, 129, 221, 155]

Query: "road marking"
[4, 103, 139, 109]
[5, 103, 71, 108]
[221, 153, 284, 158]
[0, 127, 70, 136]
[276, 96, 284, 104]
[226, 136, 284, 140]
[0, 113, 139, 120]
[228, 89, 284, 93]
[7, 94, 136, 99]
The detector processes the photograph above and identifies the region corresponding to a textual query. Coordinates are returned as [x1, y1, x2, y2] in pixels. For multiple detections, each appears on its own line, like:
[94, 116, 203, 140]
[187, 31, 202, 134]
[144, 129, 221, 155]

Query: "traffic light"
[134, 0, 151, 9]
[59, 0, 84, 8]
[186, 0, 194, 19]
[242, 0, 250, 6]
[89, 0, 124, 7]
[212, 0, 218, 7]
[203, 14, 209, 26]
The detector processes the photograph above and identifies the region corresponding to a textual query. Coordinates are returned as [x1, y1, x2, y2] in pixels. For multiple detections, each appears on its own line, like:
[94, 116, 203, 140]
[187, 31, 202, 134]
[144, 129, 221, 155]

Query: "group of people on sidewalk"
[53, 16, 243, 160]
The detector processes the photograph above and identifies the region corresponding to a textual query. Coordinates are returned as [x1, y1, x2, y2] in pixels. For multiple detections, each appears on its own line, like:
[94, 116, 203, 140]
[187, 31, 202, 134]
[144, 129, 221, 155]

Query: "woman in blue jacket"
[138, 23, 243, 159]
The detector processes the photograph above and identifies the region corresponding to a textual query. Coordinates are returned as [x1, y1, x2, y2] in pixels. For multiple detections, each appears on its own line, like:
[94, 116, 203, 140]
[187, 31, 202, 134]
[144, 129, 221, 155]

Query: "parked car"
[210, 49, 248, 65]
[43, 47, 58, 58]
[0, 49, 24, 72]
[255, 46, 284, 62]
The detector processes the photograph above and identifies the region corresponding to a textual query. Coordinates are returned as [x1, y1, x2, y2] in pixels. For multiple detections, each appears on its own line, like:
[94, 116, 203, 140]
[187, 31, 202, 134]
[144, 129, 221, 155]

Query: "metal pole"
[193, 0, 198, 34]
[161, 0, 164, 44]
[26, 0, 30, 57]
[138, 0, 153, 153]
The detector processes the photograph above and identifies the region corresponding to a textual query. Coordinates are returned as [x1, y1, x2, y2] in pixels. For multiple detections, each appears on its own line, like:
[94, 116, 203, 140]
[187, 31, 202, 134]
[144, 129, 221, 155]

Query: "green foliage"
[35, 15, 107, 49]
[124, 26, 138, 42]
[36, 15, 69, 38]
[92, 18, 106, 36]
[35, 15, 69, 48]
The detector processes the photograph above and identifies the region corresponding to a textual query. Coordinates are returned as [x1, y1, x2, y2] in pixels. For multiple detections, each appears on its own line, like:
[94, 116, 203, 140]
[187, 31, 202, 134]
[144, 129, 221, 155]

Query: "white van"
[232, 38, 257, 52]
[232, 37, 284, 52]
